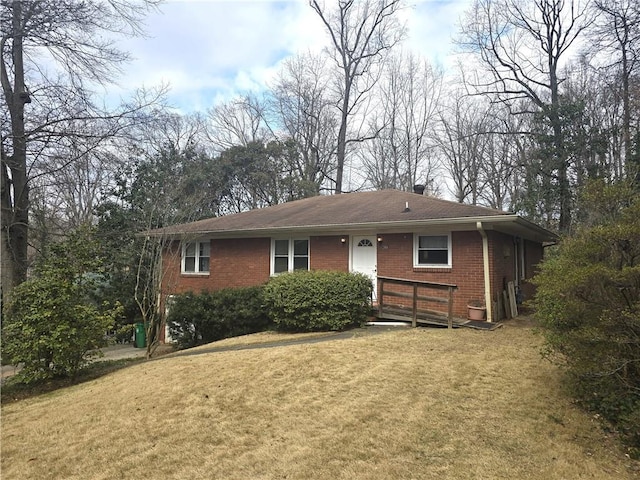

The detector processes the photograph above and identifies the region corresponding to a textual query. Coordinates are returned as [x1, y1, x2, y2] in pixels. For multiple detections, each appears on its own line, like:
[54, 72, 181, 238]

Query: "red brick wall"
[161, 238, 271, 296]
[162, 236, 350, 297]
[310, 235, 349, 271]
[489, 233, 545, 315]
[212, 238, 271, 288]
[376, 232, 486, 317]
[490, 232, 516, 319]
[490, 231, 516, 295]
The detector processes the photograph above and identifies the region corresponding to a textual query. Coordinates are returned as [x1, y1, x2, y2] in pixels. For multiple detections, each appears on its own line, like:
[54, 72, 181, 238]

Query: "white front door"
[352, 235, 378, 301]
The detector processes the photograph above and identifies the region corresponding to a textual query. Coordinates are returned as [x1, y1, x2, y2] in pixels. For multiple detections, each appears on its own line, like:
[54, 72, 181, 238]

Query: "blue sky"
[113, 0, 470, 112]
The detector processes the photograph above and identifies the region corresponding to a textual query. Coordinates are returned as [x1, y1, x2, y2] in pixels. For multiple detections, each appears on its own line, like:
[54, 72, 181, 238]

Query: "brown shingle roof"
[152, 190, 512, 236]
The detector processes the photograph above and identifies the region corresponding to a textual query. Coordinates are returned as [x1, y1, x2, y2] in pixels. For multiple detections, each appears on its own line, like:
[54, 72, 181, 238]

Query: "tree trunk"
[549, 36, 571, 234]
[335, 88, 350, 194]
[1, 0, 30, 299]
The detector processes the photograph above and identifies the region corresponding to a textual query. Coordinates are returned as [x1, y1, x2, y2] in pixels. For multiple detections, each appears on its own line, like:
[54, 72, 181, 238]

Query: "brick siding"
[161, 238, 271, 296]
[161, 230, 544, 321]
[376, 232, 485, 317]
[310, 235, 350, 271]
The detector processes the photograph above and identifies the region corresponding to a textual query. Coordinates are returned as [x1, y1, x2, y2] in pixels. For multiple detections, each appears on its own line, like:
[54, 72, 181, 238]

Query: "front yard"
[1, 320, 637, 479]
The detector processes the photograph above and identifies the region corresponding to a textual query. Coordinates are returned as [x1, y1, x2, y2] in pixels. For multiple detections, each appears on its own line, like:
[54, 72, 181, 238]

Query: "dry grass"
[2, 321, 637, 480]
[183, 330, 336, 351]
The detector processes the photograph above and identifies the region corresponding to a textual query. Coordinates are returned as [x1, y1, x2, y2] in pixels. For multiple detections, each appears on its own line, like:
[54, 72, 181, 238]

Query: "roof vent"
[413, 184, 426, 195]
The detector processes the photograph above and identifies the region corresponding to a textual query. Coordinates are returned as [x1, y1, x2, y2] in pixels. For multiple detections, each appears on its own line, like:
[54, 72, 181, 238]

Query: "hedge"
[263, 270, 373, 332]
[166, 285, 271, 349]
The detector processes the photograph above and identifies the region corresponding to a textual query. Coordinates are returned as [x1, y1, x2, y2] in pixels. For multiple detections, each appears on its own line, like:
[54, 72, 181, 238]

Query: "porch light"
[377, 236, 383, 243]
[341, 237, 347, 244]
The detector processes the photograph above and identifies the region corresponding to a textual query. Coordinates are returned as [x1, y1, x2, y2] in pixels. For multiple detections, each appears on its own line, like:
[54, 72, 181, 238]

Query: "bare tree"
[560, 59, 615, 183]
[591, 67, 631, 179]
[32, 149, 120, 232]
[477, 105, 525, 210]
[458, 0, 594, 232]
[137, 112, 208, 157]
[362, 51, 442, 192]
[592, 0, 640, 176]
[269, 52, 338, 194]
[1, 0, 161, 301]
[436, 94, 491, 204]
[310, 0, 405, 193]
[206, 94, 273, 152]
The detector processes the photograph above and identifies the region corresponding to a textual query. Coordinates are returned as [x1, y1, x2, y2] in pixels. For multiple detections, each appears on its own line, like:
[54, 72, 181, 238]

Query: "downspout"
[157, 247, 164, 344]
[476, 222, 493, 322]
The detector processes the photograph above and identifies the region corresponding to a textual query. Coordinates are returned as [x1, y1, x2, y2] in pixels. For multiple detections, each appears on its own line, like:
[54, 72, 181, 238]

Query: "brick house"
[152, 188, 556, 331]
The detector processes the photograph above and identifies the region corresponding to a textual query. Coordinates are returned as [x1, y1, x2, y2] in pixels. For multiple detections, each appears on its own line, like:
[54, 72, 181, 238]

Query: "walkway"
[1, 324, 408, 381]
[164, 324, 407, 360]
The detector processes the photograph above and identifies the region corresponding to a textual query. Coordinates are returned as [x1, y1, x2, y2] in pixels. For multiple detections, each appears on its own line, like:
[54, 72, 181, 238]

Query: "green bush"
[1, 227, 121, 383]
[166, 286, 271, 349]
[532, 181, 640, 455]
[114, 323, 136, 344]
[263, 270, 373, 332]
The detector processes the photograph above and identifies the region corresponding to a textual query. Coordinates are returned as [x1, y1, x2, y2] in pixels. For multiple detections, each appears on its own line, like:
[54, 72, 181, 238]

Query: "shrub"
[166, 286, 271, 349]
[532, 180, 640, 455]
[263, 270, 372, 332]
[113, 323, 136, 344]
[1, 227, 121, 383]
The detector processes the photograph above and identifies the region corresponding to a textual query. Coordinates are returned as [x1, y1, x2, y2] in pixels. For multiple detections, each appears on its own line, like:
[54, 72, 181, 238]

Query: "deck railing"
[377, 276, 458, 329]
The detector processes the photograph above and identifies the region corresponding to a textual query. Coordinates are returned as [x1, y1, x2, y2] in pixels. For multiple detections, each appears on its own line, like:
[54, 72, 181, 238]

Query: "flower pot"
[467, 305, 486, 321]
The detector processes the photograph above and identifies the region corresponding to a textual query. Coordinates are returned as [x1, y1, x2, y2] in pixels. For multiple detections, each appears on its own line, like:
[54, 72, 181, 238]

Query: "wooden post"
[447, 286, 454, 329]
[412, 283, 418, 328]
[507, 281, 518, 317]
[502, 290, 511, 319]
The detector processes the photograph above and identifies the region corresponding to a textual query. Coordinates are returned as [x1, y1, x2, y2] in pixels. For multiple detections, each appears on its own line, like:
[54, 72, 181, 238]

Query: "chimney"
[413, 184, 426, 195]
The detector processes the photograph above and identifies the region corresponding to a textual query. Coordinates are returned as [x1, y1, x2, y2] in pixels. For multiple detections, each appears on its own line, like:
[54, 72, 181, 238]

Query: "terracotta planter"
[467, 305, 486, 321]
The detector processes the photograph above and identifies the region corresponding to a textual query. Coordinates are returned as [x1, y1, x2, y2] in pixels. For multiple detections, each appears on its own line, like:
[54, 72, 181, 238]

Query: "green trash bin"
[134, 323, 146, 348]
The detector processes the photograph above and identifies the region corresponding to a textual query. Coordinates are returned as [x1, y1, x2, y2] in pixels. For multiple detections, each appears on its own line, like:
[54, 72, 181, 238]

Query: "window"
[272, 238, 309, 274]
[414, 234, 451, 267]
[182, 241, 210, 274]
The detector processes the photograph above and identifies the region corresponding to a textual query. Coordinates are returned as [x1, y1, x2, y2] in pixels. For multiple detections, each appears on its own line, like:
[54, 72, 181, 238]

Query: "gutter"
[476, 221, 493, 323]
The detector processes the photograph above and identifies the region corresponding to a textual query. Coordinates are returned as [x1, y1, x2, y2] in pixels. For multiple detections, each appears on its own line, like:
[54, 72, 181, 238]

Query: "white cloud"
[403, 0, 470, 68]
[109, 0, 471, 111]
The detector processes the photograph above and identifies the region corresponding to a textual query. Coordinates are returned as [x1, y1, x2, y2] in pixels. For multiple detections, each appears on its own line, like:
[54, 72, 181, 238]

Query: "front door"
[352, 235, 378, 301]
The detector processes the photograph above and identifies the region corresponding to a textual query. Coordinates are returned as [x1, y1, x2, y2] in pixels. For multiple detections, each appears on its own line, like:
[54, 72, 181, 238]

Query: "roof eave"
[482, 216, 559, 243]
[148, 214, 558, 244]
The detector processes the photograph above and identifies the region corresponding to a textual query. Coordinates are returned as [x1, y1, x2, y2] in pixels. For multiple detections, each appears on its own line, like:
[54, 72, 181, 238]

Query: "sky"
[113, 0, 471, 112]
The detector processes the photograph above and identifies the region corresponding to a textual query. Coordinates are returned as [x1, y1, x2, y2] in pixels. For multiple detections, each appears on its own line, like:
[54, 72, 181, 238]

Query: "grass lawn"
[1, 319, 638, 479]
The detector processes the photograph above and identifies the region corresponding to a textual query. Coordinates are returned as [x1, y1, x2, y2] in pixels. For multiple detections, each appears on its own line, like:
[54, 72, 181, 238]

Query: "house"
[151, 188, 556, 334]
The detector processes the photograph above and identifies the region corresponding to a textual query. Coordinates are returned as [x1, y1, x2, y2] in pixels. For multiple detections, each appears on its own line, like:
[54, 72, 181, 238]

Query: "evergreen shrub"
[1, 227, 121, 383]
[532, 180, 640, 456]
[263, 270, 373, 332]
[166, 286, 271, 349]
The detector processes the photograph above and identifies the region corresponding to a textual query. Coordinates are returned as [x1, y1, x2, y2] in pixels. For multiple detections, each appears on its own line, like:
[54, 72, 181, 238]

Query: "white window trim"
[413, 233, 452, 268]
[181, 240, 210, 275]
[270, 237, 310, 275]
